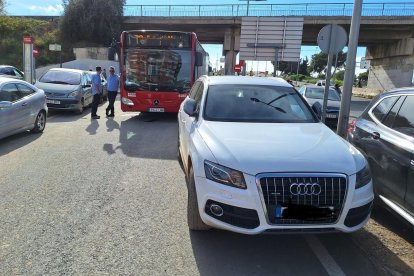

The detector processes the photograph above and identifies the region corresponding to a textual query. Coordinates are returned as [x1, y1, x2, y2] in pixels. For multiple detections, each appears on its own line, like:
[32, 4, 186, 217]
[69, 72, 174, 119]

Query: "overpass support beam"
[366, 38, 414, 92]
[223, 29, 240, 75]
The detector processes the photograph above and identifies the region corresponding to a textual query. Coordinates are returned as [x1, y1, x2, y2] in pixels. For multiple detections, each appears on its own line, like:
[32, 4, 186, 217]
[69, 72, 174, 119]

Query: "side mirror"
[311, 101, 322, 120]
[0, 101, 13, 109]
[195, 52, 203, 67]
[183, 98, 198, 117]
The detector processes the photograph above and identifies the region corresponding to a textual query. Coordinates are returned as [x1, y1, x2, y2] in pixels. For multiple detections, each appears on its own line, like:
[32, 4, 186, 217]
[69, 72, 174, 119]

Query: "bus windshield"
[124, 48, 192, 93]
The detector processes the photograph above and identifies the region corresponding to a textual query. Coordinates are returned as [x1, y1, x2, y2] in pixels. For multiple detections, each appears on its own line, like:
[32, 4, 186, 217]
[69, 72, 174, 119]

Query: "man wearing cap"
[91, 66, 103, 119]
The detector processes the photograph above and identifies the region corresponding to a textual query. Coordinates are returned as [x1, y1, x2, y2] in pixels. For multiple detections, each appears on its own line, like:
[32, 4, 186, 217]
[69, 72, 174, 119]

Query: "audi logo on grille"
[290, 183, 322, 196]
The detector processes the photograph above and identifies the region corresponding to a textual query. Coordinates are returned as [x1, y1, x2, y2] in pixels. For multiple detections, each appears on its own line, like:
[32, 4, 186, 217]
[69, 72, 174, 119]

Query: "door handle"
[22, 102, 27, 106]
[371, 132, 380, 140]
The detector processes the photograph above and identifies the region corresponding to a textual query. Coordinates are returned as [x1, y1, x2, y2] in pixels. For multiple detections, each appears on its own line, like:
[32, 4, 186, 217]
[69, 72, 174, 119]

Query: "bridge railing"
[124, 3, 414, 17]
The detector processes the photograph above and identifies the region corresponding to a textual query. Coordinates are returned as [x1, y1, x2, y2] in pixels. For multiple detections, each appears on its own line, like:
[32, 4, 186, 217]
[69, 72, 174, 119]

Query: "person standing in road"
[105, 66, 120, 117]
[334, 83, 342, 95]
[91, 66, 103, 119]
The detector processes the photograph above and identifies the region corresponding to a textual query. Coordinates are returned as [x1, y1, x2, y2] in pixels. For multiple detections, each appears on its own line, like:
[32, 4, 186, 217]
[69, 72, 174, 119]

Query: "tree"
[0, 17, 64, 68]
[358, 71, 369, 82]
[309, 50, 347, 74]
[334, 70, 345, 81]
[60, 0, 126, 46]
[0, 0, 6, 15]
[299, 57, 309, 76]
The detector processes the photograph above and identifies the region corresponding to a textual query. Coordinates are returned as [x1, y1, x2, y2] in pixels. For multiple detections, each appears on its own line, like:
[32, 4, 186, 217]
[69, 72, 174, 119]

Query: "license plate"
[326, 113, 337, 118]
[148, 108, 164, 112]
[46, 100, 61, 104]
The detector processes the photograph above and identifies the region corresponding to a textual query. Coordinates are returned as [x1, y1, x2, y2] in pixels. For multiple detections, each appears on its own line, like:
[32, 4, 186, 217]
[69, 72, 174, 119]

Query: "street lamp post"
[239, 0, 267, 16]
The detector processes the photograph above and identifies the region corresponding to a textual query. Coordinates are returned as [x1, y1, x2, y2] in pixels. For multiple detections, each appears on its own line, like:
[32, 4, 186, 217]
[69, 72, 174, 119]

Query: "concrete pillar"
[223, 29, 240, 75]
[366, 38, 414, 92]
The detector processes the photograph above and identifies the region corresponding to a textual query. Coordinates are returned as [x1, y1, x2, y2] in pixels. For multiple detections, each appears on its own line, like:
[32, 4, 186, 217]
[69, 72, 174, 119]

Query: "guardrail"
[124, 3, 414, 17]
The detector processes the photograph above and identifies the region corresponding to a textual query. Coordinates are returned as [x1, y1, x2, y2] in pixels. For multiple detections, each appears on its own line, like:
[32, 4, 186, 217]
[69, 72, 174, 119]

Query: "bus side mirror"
[195, 52, 203, 67]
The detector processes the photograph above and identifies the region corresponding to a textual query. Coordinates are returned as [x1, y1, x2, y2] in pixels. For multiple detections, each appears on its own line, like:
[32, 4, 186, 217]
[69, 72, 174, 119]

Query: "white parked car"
[178, 76, 374, 234]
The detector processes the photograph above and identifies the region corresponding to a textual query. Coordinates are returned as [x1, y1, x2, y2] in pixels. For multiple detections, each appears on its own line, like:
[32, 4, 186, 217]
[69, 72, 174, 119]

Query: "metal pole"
[322, 53, 333, 123]
[337, 0, 363, 137]
[247, 0, 250, 16]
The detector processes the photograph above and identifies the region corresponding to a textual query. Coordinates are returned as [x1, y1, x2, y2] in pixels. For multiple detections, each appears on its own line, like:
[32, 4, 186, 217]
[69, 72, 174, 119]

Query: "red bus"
[118, 30, 209, 113]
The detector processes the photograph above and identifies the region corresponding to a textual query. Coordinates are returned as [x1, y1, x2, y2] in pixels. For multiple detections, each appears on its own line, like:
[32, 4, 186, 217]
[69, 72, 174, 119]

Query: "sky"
[5, 0, 411, 74]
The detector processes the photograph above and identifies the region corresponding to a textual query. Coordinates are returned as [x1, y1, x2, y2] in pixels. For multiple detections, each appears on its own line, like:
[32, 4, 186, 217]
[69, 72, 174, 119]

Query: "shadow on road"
[86, 119, 99, 135]
[190, 225, 413, 276]
[103, 112, 178, 160]
[0, 132, 43, 156]
[371, 204, 414, 244]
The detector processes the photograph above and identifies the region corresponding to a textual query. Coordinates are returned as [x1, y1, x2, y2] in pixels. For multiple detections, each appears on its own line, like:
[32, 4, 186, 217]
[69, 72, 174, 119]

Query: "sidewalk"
[352, 87, 379, 99]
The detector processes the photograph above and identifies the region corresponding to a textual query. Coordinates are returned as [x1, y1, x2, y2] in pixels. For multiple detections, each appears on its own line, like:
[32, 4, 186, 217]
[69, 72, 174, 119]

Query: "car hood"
[198, 121, 359, 176]
[306, 98, 340, 110]
[35, 82, 79, 94]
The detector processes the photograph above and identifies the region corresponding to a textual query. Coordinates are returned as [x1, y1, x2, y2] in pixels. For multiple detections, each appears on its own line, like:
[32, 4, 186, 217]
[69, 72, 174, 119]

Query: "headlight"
[355, 164, 372, 189]
[121, 97, 134, 106]
[204, 160, 246, 189]
[69, 90, 78, 97]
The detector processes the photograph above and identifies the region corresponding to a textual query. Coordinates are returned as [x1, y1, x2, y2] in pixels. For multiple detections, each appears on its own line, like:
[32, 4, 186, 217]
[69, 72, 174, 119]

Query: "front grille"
[45, 92, 66, 98]
[258, 174, 347, 225]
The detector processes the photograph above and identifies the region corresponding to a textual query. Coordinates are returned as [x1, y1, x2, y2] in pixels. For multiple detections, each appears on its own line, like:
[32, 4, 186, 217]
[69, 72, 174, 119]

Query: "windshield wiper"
[44, 81, 72, 84]
[250, 97, 286, 113]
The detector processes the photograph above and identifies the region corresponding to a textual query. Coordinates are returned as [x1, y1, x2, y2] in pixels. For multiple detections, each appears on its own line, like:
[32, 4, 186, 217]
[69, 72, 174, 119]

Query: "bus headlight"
[121, 97, 134, 106]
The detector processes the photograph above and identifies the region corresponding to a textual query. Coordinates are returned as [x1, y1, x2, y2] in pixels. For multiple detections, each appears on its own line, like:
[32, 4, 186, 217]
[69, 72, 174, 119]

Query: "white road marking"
[305, 235, 346, 276]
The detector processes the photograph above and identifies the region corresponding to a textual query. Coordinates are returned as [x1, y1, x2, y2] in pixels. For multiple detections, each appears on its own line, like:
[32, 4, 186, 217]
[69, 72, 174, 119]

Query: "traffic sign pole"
[337, 0, 363, 138]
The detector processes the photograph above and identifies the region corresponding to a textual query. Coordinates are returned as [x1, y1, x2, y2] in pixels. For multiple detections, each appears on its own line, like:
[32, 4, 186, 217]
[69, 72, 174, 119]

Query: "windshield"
[39, 70, 81, 85]
[305, 87, 341, 101]
[204, 84, 316, 123]
[124, 49, 191, 93]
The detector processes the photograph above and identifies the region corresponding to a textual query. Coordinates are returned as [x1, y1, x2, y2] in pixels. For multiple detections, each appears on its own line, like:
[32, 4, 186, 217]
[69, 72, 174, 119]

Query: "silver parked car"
[298, 84, 341, 128]
[34, 68, 93, 114]
[0, 77, 47, 140]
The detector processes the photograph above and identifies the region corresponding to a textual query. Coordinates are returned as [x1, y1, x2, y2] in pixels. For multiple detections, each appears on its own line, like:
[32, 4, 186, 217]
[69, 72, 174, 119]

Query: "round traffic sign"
[317, 25, 347, 54]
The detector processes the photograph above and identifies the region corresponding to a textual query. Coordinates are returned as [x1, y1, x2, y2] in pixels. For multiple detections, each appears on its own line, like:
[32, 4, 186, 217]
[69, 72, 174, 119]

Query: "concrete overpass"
[123, 16, 414, 91]
[27, 14, 414, 91]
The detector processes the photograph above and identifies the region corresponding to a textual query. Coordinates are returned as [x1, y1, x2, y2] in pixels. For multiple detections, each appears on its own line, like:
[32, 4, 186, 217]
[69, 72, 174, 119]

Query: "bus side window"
[195, 52, 203, 67]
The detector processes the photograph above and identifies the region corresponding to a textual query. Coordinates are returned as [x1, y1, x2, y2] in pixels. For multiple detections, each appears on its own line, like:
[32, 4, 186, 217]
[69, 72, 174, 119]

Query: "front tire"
[187, 166, 210, 231]
[76, 99, 84, 114]
[31, 111, 46, 133]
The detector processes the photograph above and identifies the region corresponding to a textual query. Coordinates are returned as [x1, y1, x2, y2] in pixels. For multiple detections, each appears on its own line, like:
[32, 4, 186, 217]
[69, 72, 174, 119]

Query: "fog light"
[210, 204, 224, 217]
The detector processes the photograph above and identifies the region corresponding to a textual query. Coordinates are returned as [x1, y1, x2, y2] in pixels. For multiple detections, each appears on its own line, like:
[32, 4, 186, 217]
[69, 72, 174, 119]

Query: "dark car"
[347, 88, 414, 226]
[0, 65, 24, 80]
[298, 84, 341, 128]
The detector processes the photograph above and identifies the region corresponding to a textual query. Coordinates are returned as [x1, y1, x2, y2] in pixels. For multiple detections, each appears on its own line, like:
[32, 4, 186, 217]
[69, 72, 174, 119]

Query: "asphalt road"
[0, 98, 413, 275]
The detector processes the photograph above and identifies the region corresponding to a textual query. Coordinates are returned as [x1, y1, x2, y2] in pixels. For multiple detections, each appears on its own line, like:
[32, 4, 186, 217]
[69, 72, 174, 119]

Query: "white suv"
[178, 76, 374, 234]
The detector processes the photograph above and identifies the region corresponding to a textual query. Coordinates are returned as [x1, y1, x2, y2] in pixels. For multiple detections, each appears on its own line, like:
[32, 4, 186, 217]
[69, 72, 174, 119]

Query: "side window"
[189, 81, 201, 99]
[13, 69, 23, 78]
[17, 83, 35, 97]
[392, 96, 414, 138]
[371, 96, 399, 122]
[382, 96, 404, 128]
[0, 83, 21, 102]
